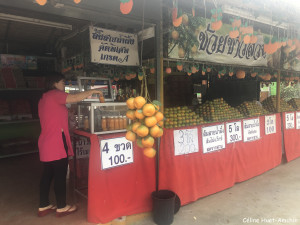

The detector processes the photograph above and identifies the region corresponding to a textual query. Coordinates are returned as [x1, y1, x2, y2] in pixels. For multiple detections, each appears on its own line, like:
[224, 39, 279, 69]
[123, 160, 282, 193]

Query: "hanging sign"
[89, 26, 139, 66]
[285, 112, 295, 129]
[226, 121, 242, 144]
[296, 112, 300, 129]
[243, 118, 260, 142]
[174, 128, 199, 155]
[265, 114, 276, 135]
[100, 137, 134, 170]
[202, 124, 225, 153]
[76, 136, 90, 159]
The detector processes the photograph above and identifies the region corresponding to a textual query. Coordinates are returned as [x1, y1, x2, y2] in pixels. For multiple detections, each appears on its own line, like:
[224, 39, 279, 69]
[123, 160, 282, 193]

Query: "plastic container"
[152, 190, 176, 225]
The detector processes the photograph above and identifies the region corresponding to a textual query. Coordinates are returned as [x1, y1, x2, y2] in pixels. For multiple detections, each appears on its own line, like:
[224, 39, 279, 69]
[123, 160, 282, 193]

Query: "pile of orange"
[125, 96, 164, 158]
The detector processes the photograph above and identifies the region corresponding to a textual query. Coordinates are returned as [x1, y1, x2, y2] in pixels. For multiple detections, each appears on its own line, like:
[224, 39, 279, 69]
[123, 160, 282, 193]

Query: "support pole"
[155, 1, 163, 193]
[276, 70, 281, 112]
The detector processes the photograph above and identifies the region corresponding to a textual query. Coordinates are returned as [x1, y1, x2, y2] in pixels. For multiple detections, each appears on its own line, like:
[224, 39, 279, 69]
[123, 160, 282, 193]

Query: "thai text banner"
[89, 26, 139, 66]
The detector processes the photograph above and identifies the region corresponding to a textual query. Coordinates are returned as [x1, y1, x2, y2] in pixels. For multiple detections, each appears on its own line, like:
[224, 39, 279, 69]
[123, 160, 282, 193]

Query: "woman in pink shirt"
[37, 73, 102, 217]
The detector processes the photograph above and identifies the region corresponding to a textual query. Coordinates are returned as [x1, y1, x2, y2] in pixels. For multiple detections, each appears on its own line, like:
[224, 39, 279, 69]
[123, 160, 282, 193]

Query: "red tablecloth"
[74, 130, 156, 224]
[158, 114, 282, 206]
[282, 112, 300, 162]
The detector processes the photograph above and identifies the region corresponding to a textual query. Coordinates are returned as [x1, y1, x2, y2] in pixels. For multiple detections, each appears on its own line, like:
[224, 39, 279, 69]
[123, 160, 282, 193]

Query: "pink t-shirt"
[38, 89, 74, 162]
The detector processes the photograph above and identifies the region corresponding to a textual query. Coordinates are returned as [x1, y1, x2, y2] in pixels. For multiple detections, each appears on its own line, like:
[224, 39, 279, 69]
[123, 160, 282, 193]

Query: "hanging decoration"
[74, 0, 81, 4]
[172, 0, 182, 27]
[120, 0, 133, 15]
[36, 0, 47, 6]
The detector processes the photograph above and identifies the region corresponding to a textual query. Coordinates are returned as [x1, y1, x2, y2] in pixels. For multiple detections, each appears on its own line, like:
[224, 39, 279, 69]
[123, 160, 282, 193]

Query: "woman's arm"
[66, 89, 103, 103]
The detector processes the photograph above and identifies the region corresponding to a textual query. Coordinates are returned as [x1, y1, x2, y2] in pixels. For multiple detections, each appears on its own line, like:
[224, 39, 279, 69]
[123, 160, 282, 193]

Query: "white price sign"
[285, 112, 295, 129]
[265, 115, 276, 135]
[76, 137, 90, 159]
[100, 137, 133, 170]
[296, 112, 300, 129]
[202, 124, 225, 153]
[226, 121, 242, 144]
[243, 118, 260, 142]
[174, 128, 199, 156]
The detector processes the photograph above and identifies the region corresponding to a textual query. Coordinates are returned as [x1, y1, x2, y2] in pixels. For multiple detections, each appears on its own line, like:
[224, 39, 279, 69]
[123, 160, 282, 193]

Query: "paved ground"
[1, 153, 300, 225]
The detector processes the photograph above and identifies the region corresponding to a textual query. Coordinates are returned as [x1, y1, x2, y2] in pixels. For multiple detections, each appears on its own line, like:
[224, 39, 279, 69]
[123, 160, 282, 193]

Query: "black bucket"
[152, 190, 176, 225]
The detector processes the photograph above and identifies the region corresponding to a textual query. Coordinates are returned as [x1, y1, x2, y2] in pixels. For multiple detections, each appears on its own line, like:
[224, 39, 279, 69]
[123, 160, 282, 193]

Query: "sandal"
[38, 205, 57, 217]
[56, 205, 78, 217]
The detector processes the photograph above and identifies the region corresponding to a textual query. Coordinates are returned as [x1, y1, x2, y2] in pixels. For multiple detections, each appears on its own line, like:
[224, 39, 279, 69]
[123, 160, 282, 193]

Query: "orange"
[125, 131, 136, 142]
[156, 128, 164, 137]
[155, 112, 164, 122]
[142, 104, 156, 116]
[142, 136, 155, 148]
[135, 110, 145, 120]
[132, 121, 142, 133]
[173, 16, 182, 27]
[145, 116, 158, 127]
[134, 96, 146, 109]
[136, 125, 149, 137]
[126, 97, 136, 109]
[136, 138, 143, 148]
[158, 121, 164, 127]
[150, 125, 160, 137]
[126, 110, 136, 120]
[143, 148, 156, 158]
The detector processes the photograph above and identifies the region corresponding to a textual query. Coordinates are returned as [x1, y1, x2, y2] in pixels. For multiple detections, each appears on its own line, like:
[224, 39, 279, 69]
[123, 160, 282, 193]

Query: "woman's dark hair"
[45, 73, 65, 91]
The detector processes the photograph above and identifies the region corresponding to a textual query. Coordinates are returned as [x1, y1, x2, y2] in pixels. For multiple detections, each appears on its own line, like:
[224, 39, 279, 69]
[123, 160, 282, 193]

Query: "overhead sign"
[202, 124, 225, 153]
[89, 26, 139, 66]
[243, 118, 260, 142]
[174, 128, 199, 155]
[265, 115, 276, 135]
[100, 137, 134, 170]
[226, 121, 242, 144]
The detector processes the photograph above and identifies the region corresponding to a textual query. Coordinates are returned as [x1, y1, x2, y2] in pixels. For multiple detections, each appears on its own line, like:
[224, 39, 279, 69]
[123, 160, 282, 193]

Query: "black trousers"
[39, 132, 69, 209]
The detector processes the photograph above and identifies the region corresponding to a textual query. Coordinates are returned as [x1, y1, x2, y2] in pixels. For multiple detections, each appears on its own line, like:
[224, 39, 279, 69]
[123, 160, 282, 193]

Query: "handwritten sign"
[76, 136, 90, 159]
[100, 137, 133, 170]
[296, 112, 300, 129]
[285, 112, 295, 129]
[202, 124, 225, 153]
[265, 115, 276, 135]
[243, 118, 260, 142]
[89, 26, 139, 66]
[226, 121, 242, 144]
[174, 129, 199, 155]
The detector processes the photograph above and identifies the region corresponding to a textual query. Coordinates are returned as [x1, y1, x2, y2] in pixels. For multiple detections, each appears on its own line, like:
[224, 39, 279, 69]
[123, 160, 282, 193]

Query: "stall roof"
[0, 0, 161, 57]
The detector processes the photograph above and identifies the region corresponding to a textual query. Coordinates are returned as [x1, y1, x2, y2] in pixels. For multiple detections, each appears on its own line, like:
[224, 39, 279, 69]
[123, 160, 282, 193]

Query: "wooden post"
[276, 70, 281, 112]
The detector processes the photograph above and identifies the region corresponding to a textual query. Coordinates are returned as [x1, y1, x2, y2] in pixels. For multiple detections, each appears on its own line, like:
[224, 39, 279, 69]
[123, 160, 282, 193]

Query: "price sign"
[226, 121, 242, 144]
[296, 112, 300, 129]
[100, 137, 133, 170]
[202, 124, 225, 153]
[265, 115, 276, 135]
[76, 137, 90, 159]
[174, 128, 199, 156]
[243, 118, 260, 142]
[285, 112, 295, 129]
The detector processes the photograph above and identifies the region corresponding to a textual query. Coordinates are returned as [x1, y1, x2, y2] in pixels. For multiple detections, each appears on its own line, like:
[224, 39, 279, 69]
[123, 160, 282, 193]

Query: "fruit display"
[195, 98, 244, 122]
[287, 98, 300, 110]
[125, 96, 164, 158]
[164, 106, 204, 128]
[236, 101, 268, 117]
[262, 96, 294, 113]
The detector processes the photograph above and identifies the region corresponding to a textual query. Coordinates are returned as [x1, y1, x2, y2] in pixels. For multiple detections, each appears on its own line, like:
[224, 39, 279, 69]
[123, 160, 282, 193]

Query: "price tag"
[243, 118, 260, 142]
[226, 121, 242, 144]
[296, 112, 300, 129]
[76, 137, 90, 159]
[100, 137, 133, 170]
[285, 112, 295, 129]
[202, 124, 225, 153]
[174, 128, 199, 156]
[265, 115, 276, 135]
